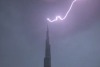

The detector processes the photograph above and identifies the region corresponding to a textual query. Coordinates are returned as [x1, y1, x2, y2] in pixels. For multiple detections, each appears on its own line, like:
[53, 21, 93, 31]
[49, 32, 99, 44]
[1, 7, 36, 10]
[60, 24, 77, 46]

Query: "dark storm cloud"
[0, 0, 100, 67]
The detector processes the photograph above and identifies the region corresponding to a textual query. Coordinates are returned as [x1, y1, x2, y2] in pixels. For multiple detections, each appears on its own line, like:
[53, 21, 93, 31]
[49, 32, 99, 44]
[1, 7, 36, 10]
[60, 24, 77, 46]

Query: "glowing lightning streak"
[47, 0, 77, 22]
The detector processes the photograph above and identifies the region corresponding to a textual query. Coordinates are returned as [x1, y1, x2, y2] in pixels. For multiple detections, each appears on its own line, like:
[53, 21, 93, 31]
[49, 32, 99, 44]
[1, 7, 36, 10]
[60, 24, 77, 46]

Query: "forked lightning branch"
[47, 0, 77, 22]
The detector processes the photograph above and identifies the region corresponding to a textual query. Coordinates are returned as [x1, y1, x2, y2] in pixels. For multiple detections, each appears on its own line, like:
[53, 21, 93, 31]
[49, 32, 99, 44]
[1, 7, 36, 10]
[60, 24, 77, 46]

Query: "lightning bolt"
[47, 0, 77, 22]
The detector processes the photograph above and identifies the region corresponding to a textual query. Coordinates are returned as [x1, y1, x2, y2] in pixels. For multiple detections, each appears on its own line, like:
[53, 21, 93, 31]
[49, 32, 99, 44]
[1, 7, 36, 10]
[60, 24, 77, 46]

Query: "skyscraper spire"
[44, 23, 51, 67]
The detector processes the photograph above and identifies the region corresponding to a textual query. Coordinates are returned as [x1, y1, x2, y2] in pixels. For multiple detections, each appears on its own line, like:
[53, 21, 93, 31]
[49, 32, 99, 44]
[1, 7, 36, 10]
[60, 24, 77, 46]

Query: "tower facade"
[44, 25, 51, 67]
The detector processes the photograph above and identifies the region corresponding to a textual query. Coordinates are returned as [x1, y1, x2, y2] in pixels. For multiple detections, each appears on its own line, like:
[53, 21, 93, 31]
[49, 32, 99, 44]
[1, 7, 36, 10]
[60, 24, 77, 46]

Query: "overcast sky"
[0, 0, 100, 67]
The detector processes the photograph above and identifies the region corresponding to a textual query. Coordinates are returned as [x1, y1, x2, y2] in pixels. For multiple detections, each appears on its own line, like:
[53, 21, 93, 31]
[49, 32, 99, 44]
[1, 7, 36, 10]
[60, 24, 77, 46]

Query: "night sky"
[0, 0, 100, 67]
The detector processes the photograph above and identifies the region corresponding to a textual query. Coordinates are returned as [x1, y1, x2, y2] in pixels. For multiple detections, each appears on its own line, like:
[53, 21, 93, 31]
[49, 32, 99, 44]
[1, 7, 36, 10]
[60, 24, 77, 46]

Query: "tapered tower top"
[44, 23, 51, 67]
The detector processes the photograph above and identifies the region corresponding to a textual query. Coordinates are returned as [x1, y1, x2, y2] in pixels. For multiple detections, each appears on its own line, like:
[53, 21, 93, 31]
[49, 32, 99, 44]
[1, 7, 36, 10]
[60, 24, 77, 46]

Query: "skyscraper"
[44, 24, 51, 67]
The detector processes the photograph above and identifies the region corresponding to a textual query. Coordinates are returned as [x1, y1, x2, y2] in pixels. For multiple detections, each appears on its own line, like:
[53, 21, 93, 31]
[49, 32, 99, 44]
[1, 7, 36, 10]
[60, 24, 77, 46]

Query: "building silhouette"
[44, 24, 51, 67]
